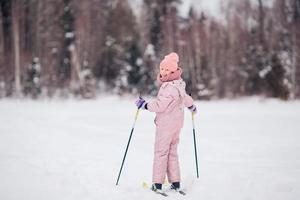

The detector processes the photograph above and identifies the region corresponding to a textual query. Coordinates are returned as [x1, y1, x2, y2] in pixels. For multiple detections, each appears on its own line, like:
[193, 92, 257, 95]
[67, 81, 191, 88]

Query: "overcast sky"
[179, 0, 222, 17]
[129, 0, 222, 18]
[129, 0, 275, 19]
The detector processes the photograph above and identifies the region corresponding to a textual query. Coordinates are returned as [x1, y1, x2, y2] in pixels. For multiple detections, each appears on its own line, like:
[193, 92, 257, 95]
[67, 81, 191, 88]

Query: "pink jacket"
[147, 79, 193, 131]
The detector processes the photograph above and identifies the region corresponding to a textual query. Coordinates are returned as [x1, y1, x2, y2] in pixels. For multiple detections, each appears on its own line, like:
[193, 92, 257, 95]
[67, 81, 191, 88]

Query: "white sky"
[129, 0, 222, 18]
[129, 0, 275, 19]
[181, 0, 275, 16]
[179, 0, 222, 18]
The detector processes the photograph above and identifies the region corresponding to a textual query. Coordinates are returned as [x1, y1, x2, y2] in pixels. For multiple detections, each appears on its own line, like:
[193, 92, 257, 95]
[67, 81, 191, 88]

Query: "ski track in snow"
[0, 96, 300, 200]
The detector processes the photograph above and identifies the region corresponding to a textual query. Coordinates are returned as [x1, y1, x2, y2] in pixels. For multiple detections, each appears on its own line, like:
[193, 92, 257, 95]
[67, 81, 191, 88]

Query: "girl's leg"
[152, 129, 173, 184]
[167, 129, 181, 183]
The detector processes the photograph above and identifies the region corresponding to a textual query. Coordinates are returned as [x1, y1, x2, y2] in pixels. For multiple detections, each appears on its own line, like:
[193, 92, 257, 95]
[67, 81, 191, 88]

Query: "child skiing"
[135, 52, 197, 195]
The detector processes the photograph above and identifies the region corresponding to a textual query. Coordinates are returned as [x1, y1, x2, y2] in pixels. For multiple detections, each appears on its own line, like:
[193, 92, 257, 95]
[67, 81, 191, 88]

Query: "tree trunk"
[12, 0, 21, 97]
[0, 7, 4, 72]
[35, 0, 41, 57]
[258, 0, 265, 45]
[292, 0, 300, 97]
[0, 7, 5, 97]
[69, 44, 84, 90]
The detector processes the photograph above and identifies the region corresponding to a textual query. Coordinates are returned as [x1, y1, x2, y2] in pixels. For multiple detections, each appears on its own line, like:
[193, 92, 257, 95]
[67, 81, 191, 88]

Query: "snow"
[144, 44, 155, 57]
[259, 65, 272, 78]
[65, 32, 74, 39]
[1, 96, 300, 200]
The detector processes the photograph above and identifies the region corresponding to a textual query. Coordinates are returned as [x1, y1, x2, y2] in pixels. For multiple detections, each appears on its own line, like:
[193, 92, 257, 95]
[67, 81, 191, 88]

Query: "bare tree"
[11, 0, 21, 97]
[0, 7, 4, 75]
[0, 7, 5, 97]
[258, 0, 265, 45]
[291, 0, 300, 97]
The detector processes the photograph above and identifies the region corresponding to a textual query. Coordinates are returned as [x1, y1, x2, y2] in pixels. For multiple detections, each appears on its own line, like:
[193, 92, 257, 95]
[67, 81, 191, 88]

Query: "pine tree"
[23, 57, 41, 98]
[93, 0, 143, 94]
[59, 0, 75, 91]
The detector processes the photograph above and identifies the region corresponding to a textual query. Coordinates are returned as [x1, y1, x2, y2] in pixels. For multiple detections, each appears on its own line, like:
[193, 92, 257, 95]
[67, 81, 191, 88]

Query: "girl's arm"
[147, 86, 177, 113]
[183, 94, 193, 108]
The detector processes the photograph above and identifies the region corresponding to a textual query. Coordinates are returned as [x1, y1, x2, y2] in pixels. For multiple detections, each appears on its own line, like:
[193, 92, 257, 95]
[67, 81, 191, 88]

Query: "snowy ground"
[0, 96, 300, 200]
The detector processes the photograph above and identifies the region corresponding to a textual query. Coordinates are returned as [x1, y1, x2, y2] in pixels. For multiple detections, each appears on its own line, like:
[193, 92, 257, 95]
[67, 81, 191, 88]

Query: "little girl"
[135, 52, 197, 194]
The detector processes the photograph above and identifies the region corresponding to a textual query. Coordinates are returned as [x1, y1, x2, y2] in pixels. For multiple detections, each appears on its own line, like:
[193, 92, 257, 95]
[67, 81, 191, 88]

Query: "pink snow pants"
[152, 128, 181, 184]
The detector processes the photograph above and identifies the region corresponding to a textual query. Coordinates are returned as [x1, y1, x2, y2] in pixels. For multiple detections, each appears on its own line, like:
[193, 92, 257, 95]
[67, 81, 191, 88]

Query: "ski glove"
[135, 97, 148, 110]
[188, 104, 197, 114]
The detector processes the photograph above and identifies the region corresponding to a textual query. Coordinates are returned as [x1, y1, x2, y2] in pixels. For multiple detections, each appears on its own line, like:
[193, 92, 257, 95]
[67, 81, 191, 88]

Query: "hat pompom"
[165, 52, 179, 63]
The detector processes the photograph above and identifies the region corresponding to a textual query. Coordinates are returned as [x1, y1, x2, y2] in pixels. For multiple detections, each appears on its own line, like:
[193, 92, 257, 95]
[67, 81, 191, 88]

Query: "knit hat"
[159, 52, 179, 72]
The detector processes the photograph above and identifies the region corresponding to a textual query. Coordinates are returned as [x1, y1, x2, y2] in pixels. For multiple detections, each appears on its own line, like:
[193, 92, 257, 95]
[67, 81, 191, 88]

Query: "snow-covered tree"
[23, 57, 41, 98]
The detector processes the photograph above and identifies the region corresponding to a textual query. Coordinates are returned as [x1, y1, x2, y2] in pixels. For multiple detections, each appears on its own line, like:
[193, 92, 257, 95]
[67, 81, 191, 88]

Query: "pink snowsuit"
[147, 79, 193, 184]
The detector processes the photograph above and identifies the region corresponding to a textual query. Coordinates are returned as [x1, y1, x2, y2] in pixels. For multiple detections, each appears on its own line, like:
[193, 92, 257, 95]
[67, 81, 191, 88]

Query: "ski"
[142, 182, 168, 197]
[169, 185, 187, 195]
[155, 190, 168, 197]
[177, 190, 186, 195]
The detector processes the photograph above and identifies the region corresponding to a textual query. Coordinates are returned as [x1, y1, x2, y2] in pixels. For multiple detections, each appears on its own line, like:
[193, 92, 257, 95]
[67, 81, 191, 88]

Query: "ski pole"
[192, 112, 199, 178]
[116, 101, 142, 186]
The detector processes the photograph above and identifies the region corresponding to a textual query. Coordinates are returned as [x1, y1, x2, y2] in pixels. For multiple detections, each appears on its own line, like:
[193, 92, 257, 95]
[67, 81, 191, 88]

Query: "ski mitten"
[188, 104, 197, 114]
[135, 97, 148, 110]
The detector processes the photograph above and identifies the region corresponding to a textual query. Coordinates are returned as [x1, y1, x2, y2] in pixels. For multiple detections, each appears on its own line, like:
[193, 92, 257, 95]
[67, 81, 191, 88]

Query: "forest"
[0, 0, 299, 100]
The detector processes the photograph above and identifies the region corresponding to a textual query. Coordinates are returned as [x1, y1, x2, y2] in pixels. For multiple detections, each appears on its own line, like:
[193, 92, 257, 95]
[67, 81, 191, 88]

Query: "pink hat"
[159, 52, 179, 72]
